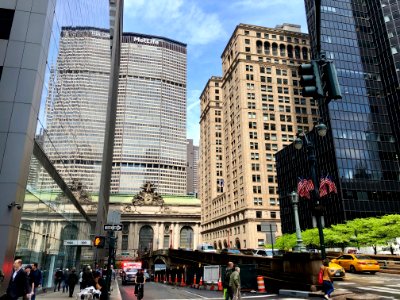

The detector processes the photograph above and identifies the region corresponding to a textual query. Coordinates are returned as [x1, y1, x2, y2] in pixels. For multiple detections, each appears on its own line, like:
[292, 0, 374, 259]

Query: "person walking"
[31, 263, 42, 300]
[223, 262, 234, 300]
[6, 259, 30, 300]
[54, 268, 63, 292]
[93, 271, 107, 300]
[62, 268, 69, 293]
[24, 265, 34, 298]
[321, 259, 335, 299]
[229, 267, 241, 300]
[67, 268, 79, 298]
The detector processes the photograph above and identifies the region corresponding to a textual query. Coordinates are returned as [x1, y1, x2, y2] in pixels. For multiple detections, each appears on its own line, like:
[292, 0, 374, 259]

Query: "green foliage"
[280, 214, 400, 251]
[275, 233, 296, 251]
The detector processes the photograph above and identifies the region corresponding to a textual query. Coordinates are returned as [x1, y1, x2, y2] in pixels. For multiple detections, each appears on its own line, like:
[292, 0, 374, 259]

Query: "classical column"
[173, 223, 180, 249]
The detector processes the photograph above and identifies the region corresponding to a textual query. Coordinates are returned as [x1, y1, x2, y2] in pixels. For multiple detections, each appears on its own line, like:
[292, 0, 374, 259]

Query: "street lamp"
[294, 123, 327, 259]
[290, 191, 306, 252]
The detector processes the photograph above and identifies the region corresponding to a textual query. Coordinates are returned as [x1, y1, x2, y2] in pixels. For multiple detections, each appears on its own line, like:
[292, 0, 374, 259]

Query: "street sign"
[64, 240, 92, 246]
[155, 264, 166, 271]
[107, 210, 121, 225]
[261, 222, 277, 232]
[104, 224, 123, 231]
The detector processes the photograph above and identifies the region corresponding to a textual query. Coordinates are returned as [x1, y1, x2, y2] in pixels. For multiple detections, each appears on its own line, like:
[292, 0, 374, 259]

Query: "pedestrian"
[67, 268, 79, 298]
[223, 262, 234, 300]
[110, 265, 116, 281]
[6, 259, 30, 300]
[82, 267, 94, 289]
[62, 268, 69, 293]
[79, 267, 84, 290]
[24, 265, 34, 298]
[321, 259, 335, 299]
[31, 263, 43, 300]
[93, 271, 107, 300]
[229, 267, 241, 300]
[54, 268, 63, 291]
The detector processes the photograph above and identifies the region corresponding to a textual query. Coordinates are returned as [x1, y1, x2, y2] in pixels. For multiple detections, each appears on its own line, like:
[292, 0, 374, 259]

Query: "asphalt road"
[118, 272, 400, 300]
[118, 281, 304, 299]
[334, 272, 400, 299]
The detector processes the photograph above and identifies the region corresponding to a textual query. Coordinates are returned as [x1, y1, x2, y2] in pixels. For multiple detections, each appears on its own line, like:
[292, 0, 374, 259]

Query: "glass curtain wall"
[15, 0, 110, 289]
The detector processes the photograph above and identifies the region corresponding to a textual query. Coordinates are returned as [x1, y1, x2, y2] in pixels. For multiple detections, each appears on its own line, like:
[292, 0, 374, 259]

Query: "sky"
[123, 0, 308, 145]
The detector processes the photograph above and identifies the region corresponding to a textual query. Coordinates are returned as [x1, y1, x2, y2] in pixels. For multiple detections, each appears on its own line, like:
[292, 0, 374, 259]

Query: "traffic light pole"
[105, 231, 115, 300]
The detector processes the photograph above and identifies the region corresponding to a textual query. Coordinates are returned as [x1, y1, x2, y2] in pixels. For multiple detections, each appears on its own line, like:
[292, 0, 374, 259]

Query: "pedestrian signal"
[93, 236, 105, 248]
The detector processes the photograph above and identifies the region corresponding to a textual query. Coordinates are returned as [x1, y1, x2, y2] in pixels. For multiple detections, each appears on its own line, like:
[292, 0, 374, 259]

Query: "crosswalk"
[350, 283, 400, 299]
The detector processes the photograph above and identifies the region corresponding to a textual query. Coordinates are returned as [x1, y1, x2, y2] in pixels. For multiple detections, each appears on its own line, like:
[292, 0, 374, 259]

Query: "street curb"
[111, 280, 122, 300]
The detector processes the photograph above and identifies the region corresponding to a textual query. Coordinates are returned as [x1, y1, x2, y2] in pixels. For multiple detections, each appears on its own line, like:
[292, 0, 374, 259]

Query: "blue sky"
[123, 0, 308, 145]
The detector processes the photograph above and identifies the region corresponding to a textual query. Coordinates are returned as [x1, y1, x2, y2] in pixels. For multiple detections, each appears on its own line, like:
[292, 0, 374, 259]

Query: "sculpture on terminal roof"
[132, 181, 164, 206]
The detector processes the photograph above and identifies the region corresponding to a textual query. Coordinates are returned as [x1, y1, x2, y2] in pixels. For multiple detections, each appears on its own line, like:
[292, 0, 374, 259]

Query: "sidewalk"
[38, 280, 121, 300]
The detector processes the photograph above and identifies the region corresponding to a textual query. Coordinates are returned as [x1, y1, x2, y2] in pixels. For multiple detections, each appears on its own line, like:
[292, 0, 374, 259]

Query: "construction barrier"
[257, 276, 266, 293]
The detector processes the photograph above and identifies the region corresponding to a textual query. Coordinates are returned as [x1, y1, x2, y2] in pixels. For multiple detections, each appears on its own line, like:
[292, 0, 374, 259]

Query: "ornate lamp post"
[291, 191, 306, 252]
[294, 123, 328, 259]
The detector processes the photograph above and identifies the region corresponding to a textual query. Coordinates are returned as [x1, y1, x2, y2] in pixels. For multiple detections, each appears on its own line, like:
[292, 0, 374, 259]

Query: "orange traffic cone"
[199, 276, 203, 288]
[180, 275, 186, 287]
[192, 274, 197, 287]
[257, 276, 266, 293]
[169, 274, 172, 284]
[217, 277, 223, 291]
[175, 274, 178, 285]
[210, 281, 215, 291]
[163, 274, 166, 283]
[155, 274, 158, 282]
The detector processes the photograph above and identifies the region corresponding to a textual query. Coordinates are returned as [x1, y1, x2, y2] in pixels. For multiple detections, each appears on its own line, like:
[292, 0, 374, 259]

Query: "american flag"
[297, 178, 314, 199]
[319, 176, 337, 197]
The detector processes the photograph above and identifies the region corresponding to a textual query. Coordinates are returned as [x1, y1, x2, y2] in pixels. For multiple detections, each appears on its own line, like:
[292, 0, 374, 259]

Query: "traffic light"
[93, 236, 106, 248]
[299, 61, 324, 98]
[322, 61, 342, 100]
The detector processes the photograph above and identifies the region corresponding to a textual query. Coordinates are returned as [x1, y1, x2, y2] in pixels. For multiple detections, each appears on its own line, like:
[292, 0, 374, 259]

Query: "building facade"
[276, 0, 400, 234]
[200, 24, 317, 249]
[43, 29, 187, 196]
[186, 139, 199, 196]
[0, 0, 110, 293]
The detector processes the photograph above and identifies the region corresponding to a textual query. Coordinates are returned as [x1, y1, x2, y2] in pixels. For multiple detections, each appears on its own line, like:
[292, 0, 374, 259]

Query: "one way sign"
[104, 224, 123, 231]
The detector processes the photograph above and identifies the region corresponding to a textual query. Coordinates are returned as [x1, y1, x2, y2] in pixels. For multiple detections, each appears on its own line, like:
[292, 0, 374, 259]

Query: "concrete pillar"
[0, 0, 55, 293]
[173, 223, 180, 249]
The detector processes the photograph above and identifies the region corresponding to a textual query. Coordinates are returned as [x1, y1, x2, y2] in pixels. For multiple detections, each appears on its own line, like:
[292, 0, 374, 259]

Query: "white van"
[197, 243, 217, 253]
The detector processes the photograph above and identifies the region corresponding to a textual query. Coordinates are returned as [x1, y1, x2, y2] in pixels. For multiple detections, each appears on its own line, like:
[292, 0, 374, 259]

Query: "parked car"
[196, 243, 217, 253]
[220, 248, 242, 255]
[331, 254, 380, 274]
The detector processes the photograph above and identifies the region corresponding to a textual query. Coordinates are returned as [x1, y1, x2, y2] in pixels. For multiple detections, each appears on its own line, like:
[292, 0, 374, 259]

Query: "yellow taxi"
[328, 262, 346, 279]
[331, 254, 380, 274]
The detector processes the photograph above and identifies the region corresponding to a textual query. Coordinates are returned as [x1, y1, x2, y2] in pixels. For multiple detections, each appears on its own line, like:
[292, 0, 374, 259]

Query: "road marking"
[162, 295, 281, 300]
[358, 286, 400, 295]
[335, 282, 356, 285]
[184, 290, 207, 298]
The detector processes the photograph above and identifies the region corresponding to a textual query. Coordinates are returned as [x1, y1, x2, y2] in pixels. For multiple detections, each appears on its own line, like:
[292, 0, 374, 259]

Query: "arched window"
[256, 40, 262, 54]
[235, 238, 241, 249]
[264, 42, 270, 55]
[302, 47, 308, 60]
[223, 240, 228, 248]
[213, 241, 218, 249]
[139, 225, 154, 253]
[295, 46, 301, 59]
[179, 226, 194, 249]
[272, 43, 278, 56]
[218, 240, 223, 249]
[280, 44, 286, 57]
[287, 45, 293, 58]
[17, 224, 31, 249]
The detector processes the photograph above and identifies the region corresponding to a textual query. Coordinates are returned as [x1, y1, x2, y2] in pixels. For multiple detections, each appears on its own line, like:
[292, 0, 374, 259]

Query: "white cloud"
[124, 0, 226, 45]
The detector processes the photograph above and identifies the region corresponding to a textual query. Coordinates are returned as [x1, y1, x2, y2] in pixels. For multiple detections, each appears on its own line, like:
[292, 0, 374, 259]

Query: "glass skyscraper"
[277, 0, 400, 233]
[43, 29, 187, 196]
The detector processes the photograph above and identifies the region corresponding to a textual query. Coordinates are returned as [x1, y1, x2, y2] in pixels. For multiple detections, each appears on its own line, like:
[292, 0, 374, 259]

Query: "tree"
[275, 233, 296, 251]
